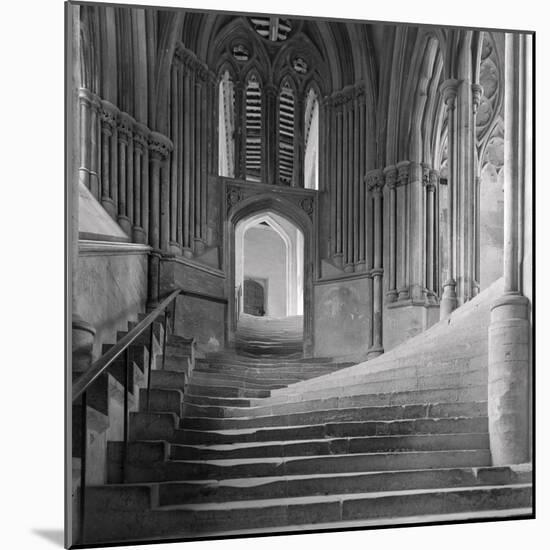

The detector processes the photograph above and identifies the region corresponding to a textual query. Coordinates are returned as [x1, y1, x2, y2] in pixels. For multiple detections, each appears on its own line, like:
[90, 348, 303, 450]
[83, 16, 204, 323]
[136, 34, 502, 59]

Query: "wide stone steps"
[180, 401, 488, 429]
[84, 482, 531, 542]
[183, 388, 488, 418]
[169, 433, 489, 460]
[122, 449, 492, 483]
[154, 465, 530, 505]
[172, 417, 489, 445]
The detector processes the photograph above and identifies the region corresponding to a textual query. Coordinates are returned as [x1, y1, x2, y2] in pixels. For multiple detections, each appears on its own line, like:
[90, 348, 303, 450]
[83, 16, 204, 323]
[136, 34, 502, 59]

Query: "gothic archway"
[225, 191, 315, 356]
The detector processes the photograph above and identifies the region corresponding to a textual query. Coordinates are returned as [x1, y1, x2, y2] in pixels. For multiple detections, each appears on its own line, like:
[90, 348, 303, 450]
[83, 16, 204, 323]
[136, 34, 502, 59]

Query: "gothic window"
[218, 70, 235, 177]
[278, 81, 295, 185]
[304, 87, 319, 190]
[245, 74, 262, 182]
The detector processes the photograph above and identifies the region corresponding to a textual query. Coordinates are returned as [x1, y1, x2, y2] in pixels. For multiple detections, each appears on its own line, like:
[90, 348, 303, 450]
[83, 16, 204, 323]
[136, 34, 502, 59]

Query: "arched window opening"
[278, 81, 295, 185]
[304, 87, 319, 190]
[245, 74, 262, 182]
[218, 70, 235, 177]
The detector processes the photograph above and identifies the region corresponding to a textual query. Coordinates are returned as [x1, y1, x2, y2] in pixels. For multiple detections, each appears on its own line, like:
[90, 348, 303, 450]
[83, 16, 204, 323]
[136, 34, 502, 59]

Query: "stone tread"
[156, 483, 531, 511]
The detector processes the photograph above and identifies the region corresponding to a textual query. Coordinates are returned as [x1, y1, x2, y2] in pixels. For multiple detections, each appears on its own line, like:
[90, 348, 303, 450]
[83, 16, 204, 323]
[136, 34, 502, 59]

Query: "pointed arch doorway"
[226, 192, 314, 357]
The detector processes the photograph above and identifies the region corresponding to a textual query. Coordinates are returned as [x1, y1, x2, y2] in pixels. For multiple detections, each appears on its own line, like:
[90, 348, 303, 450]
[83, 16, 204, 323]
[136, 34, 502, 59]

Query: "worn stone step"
[186, 388, 488, 418]
[83, 484, 531, 543]
[190, 371, 306, 385]
[157, 464, 531, 505]
[129, 412, 179, 442]
[253, 385, 488, 410]
[180, 401, 488, 429]
[187, 384, 271, 399]
[173, 417, 489, 445]
[118, 449, 492, 483]
[163, 355, 192, 374]
[270, 369, 488, 401]
[188, 374, 292, 390]
[183, 394, 252, 408]
[244, 386, 488, 416]
[139, 388, 183, 416]
[150, 370, 187, 392]
[170, 432, 489, 461]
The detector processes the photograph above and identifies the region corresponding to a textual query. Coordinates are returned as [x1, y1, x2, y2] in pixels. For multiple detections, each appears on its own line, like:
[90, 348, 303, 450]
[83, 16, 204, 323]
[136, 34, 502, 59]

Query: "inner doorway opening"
[234, 210, 304, 356]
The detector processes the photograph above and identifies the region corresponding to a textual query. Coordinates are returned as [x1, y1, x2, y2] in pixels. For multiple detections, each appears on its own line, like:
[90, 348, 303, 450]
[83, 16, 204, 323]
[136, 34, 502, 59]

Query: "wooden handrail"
[180, 288, 228, 305]
[72, 289, 181, 401]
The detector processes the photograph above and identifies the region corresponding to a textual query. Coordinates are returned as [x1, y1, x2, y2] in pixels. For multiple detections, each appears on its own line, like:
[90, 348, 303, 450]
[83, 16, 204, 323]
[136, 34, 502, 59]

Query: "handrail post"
[146, 323, 154, 412]
[161, 309, 169, 371]
[79, 391, 87, 544]
[122, 348, 130, 483]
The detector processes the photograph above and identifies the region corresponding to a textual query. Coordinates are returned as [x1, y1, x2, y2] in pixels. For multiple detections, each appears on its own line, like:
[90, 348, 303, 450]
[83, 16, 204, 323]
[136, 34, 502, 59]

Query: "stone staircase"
[235, 313, 303, 357]
[82, 279, 532, 544]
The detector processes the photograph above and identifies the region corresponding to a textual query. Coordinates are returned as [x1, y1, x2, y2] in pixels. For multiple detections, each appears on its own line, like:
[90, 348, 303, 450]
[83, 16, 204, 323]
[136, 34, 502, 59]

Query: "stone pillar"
[78, 89, 92, 192]
[147, 132, 172, 309]
[99, 100, 118, 219]
[183, 66, 193, 258]
[194, 76, 203, 254]
[488, 32, 532, 466]
[344, 100, 354, 273]
[396, 161, 410, 301]
[169, 64, 180, 254]
[117, 113, 134, 236]
[357, 91, 367, 271]
[385, 165, 398, 302]
[334, 98, 343, 268]
[353, 94, 360, 267]
[426, 170, 437, 297]
[133, 123, 149, 244]
[89, 96, 101, 200]
[200, 69, 208, 247]
[367, 169, 384, 358]
[439, 80, 458, 318]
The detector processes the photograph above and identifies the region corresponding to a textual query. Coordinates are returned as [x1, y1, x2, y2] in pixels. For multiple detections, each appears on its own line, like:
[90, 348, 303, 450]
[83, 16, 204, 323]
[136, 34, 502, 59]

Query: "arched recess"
[225, 193, 314, 356]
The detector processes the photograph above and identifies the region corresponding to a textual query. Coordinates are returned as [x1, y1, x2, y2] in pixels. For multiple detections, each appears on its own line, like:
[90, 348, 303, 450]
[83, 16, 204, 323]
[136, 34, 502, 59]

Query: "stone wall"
[313, 276, 371, 358]
[76, 241, 149, 358]
[160, 257, 226, 353]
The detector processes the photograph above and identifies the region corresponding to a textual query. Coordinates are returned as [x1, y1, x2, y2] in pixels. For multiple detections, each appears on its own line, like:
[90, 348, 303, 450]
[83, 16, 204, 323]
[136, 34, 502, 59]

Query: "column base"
[488, 292, 531, 466]
[194, 239, 206, 255]
[343, 263, 355, 273]
[169, 241, 182, 255]
[366, 346, 384, 360]
[333, 253, 343, 268]
[132, 226, 146, 244]
[385, 290, 398, 303]
[101, 196, 117, 220]
[117, 215, 132, 237]
[182, 247, 193, 259]
[397, 287, 410, 301]
[354, 261, 366, 272]
[439, 279, 457, 319]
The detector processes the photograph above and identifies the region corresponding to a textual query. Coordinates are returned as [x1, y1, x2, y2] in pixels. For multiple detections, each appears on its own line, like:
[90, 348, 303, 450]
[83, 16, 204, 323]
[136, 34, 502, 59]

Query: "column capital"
[396, 160, 410, 186]
[133, 121, 151, 151]
[78, 87, 97, 107]
[365, 168, 384, 193]
[100, 99, 119, 132]
[383, 165, 398, 189]
[428, 169, 439, 191]
[117, 112, 135, 144]
[440, 78, 459, 110]
[148, 131, 173, 160]
[421, 163, 431, 187]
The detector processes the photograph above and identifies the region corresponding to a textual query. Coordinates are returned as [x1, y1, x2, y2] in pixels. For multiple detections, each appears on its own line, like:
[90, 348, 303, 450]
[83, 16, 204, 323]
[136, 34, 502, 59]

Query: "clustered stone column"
[169, 46, 217, 259]
[384, 166, 398, 302]
[325, 84, 368, 272]
[488, 32, 532, 466]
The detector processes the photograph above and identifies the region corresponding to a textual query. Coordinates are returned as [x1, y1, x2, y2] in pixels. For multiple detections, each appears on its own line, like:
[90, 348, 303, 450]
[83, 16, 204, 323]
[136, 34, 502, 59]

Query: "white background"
[0, 0, 546, 549]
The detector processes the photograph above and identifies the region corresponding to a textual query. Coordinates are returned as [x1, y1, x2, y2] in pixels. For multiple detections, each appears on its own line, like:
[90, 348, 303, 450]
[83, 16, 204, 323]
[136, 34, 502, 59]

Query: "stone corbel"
[472, 83, 484, 114]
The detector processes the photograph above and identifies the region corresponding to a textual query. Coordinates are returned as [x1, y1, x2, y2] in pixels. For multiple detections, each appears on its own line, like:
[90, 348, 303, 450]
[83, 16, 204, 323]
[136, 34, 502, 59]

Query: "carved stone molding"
[226, 187, 244, 213]
[148, 131, 173, 160]
[383, 165, 398, 189]
[472, 83, 484, 114]
[365, 169, 384, 192]
[117, 112, 135, 144]
[396, 161, 410, 187]
[300, 197, 314, 217]
[100, 99, 119, 132]
[440, 79, 459, 110]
